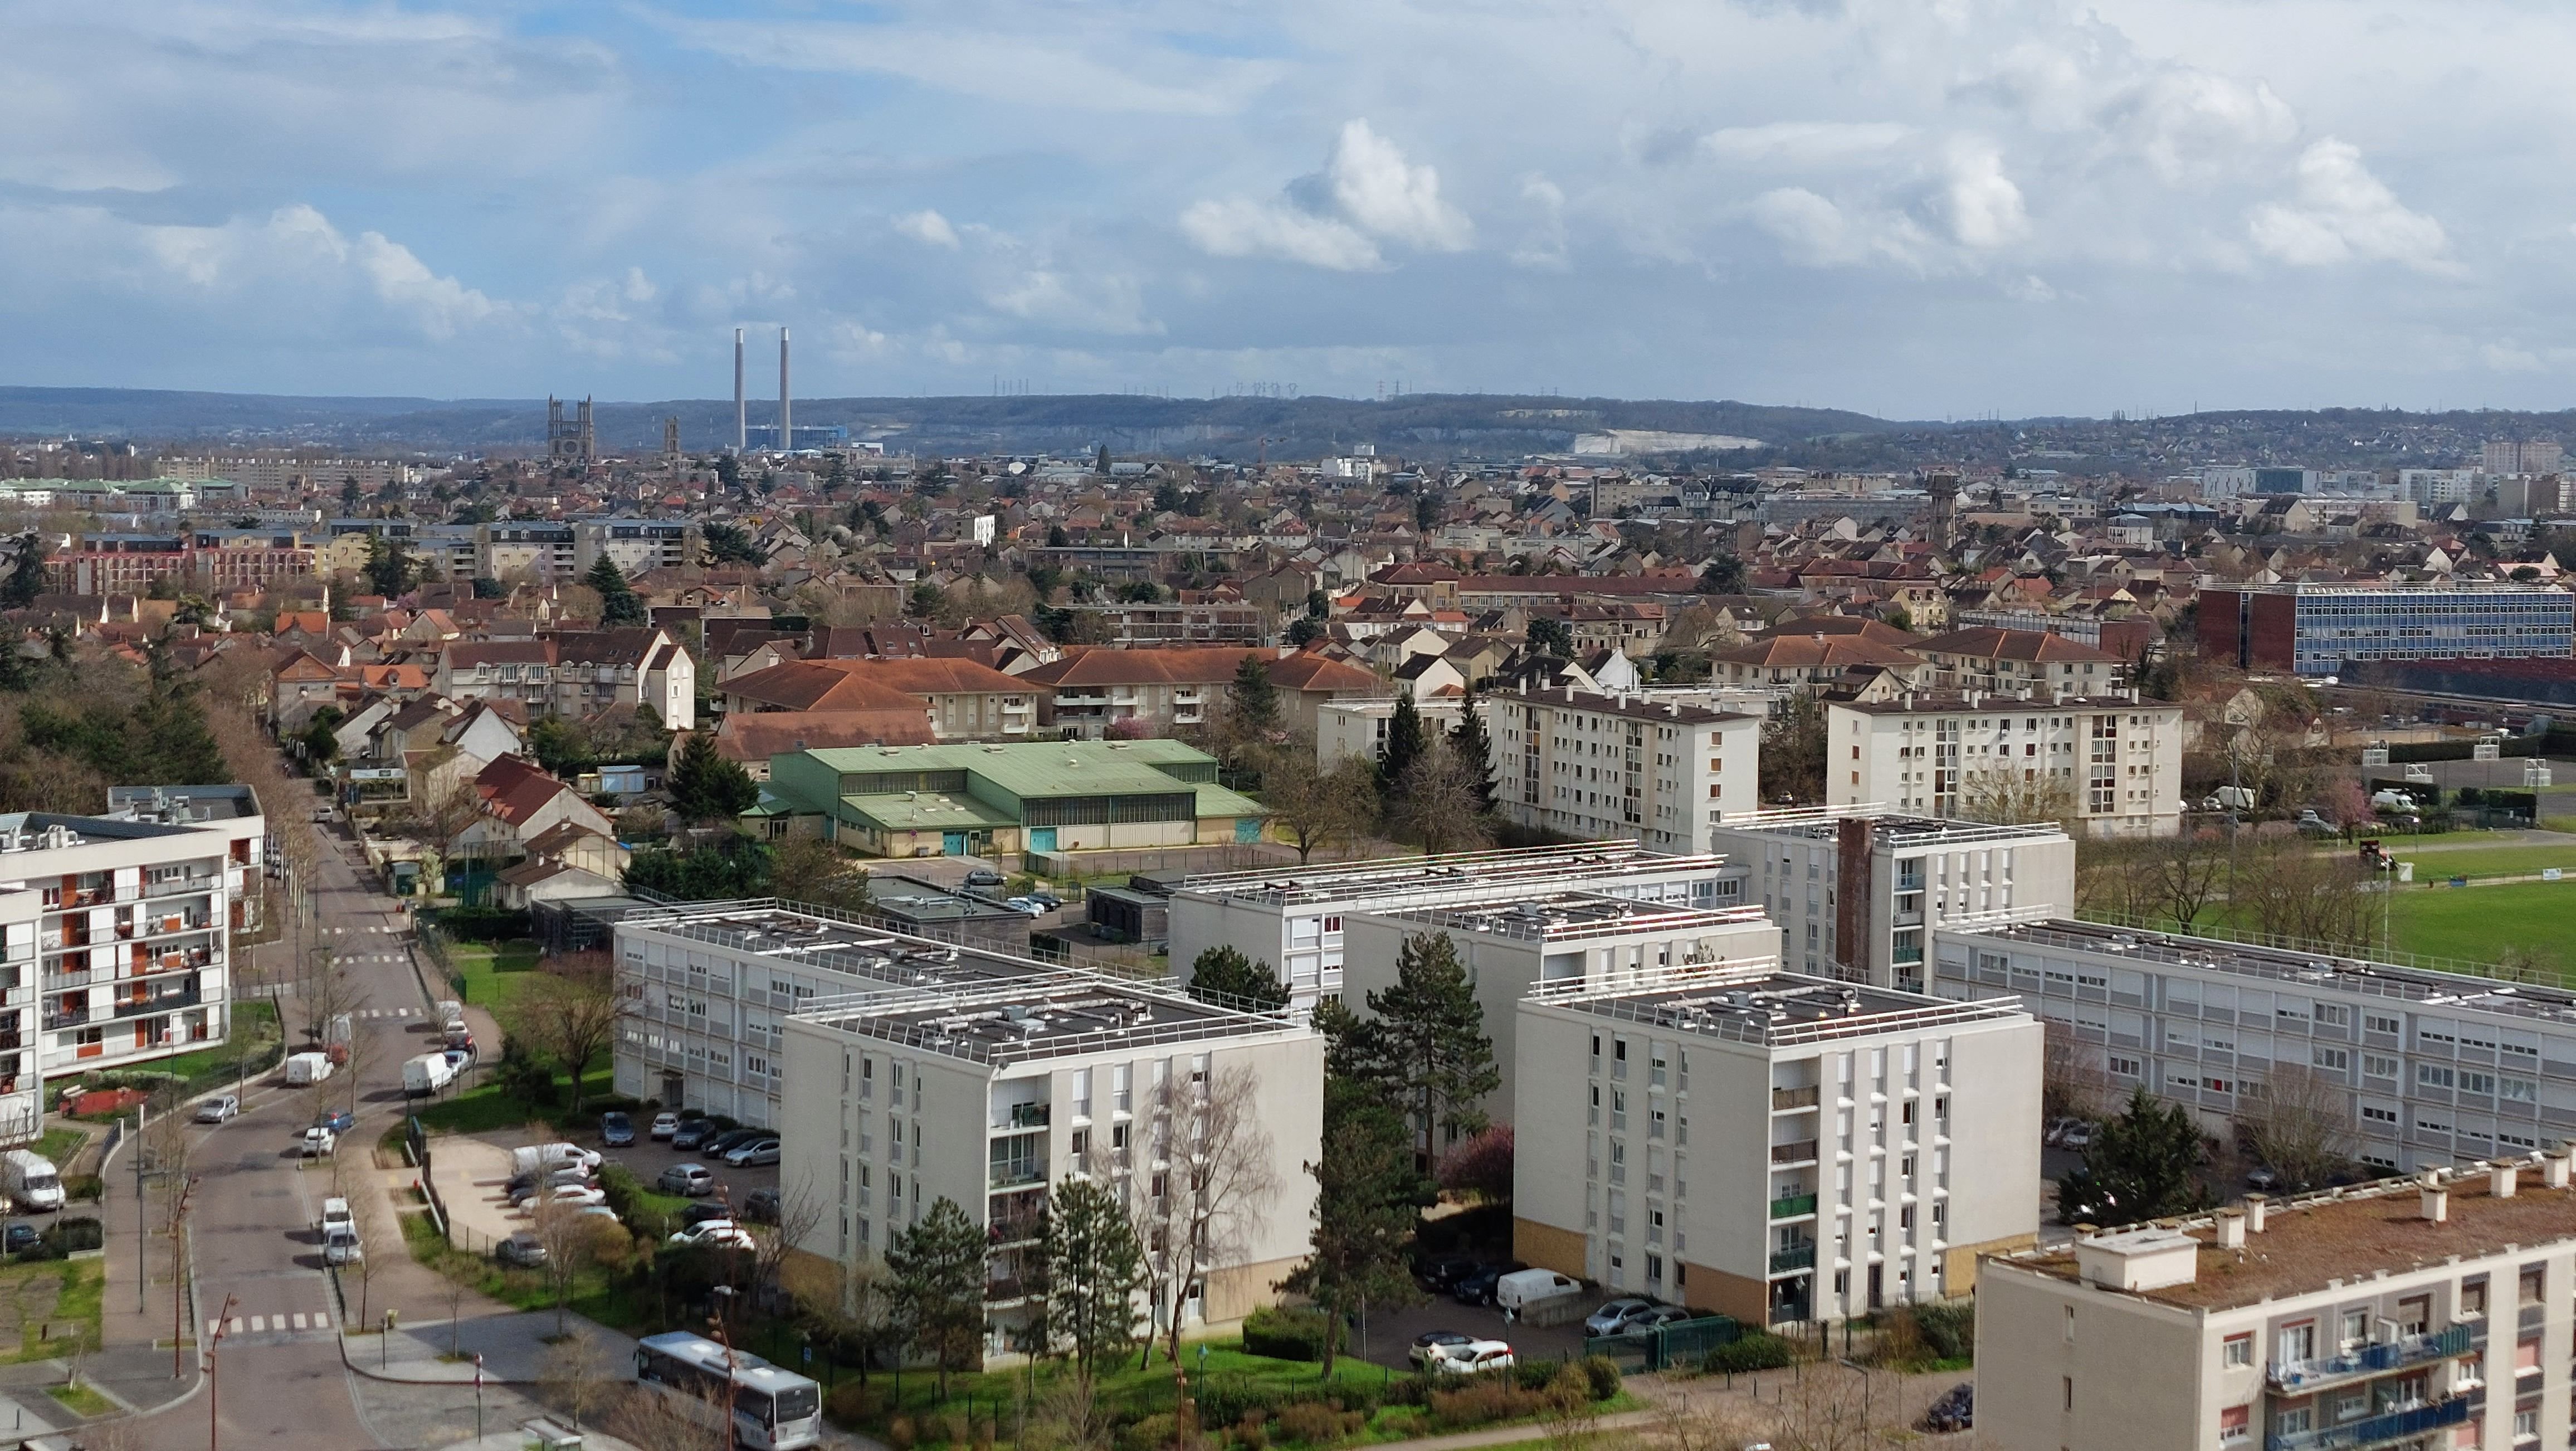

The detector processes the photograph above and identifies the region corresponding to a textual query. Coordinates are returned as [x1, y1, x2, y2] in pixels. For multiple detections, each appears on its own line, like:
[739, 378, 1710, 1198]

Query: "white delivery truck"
[0, 1151, 63, 1213]
[401, 1053, 456, 1097]
[284, 1051, 335, 1087]
[510, 1142, 601, 1177]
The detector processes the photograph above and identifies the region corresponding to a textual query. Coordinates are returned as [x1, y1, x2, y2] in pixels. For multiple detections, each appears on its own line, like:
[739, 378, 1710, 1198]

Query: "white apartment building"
[1979, 1160, 2576, 1451]
[1168, 844, 1749, 1007]
[1513, 968, 2040, 1326]
[477, 522, 579, 583]
[1344, 893, 1781, 1140]
[1315, 697, 1467, 771]
[412, 524, 480, 582]
[1486, 686, 1762, 854]
[1932, 919, 2576, 1176]
[1827, 692, 2184, 839]
[778, 974, 1323, 1353]
[1709, 812, 2076, 992]
[612, 900, 1051, 1127]
[574, 519, 695, 577]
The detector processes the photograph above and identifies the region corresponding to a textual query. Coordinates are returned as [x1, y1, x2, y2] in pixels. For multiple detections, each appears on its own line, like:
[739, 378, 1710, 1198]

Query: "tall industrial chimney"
[733, 327, 746, 452]
[779, 327, 792, 451]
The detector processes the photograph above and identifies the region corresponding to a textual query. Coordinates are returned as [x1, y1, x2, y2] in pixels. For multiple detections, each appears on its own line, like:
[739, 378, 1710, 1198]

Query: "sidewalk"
[341, 1311, 638, 1385]
[96, 1112, 202, 1419]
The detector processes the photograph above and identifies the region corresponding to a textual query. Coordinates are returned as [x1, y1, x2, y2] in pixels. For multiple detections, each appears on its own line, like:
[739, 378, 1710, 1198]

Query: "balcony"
[2267, 1325, 2475, 1392]
[1769, 1140, 1819, 1166]
[41, 1007, 87, 1031]
[2264, 1395, 2469, 1451]
[1768, 1244, 1817, 1274]
[1769, 1194, 1818, 1220]
[988, 1161, 1046, 1190]
[113, 987, 200, 1020]
[994, 1102, 1051, 1131]
[1772, 1085, 1821, 1112]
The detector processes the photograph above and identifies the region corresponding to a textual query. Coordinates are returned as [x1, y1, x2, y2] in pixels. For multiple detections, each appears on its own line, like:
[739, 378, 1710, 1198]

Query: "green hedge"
[1239, 1305, 1336, 1362]
[1705, 1333, 1796, 1373]
[428, 907, 533, 943]
[1913, 1300, 1975, 1362]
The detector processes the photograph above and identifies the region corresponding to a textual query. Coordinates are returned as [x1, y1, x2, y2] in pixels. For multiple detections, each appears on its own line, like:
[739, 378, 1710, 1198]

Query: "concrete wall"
[1976, 1262, 2208, 1451]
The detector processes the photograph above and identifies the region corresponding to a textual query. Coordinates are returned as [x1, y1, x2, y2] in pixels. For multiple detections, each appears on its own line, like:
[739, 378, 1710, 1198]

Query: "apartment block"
[2199, 583, 2576, 678]
[1344, 893, 1780, 1140]
[778, 973, 1322, 1353]
[1512, 968, 2039, 1325]
[1978, 1160, 2576, 1451]
[1826, 693, 2184, 839]
[1168, 844, 1749, 1007]
[477, 522, 579, 583]
[1486, 686, 1762, 855]
[1709, 812, 2075, 991]
[1931, 919, 2576, 1175]
[574, 518, 695, 577]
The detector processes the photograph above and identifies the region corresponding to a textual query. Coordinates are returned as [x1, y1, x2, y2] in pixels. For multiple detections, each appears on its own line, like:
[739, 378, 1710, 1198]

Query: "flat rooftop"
[1375, 892, 1772, 944]
[617, 899, 1070, 995]
[105, 785, 262, 825]
[1713, 811, 2067, 849]
[2006, 1166, 2576, 1311]
[1963, 918, 2576, 1030]
[1176, 843, 1730, 907]
[1489, 685, 1758, 726]
[0, 813, 211, 849]
[1833, 692, 2157, 714]
[1531, 967, 2029, 1049]
[789, 976, 1296, 1067]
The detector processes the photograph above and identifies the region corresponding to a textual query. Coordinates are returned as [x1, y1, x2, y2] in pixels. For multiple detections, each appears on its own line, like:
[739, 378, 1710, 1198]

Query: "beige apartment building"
[778, 973, 1322, 1355]
[1513, 967, 2040, 1325]
[1979, 1157, 2576, 1451]
[1826, 692, 2184, 838]
[1486, 686, 1763, 855]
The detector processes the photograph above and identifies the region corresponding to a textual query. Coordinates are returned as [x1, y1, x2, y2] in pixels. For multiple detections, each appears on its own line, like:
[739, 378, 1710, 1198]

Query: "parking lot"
[468, 1122, 780, 1209]
[1358, 1292, 1593, 1371]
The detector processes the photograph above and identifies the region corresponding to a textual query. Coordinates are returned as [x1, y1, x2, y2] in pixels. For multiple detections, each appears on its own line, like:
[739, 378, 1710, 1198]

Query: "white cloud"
[1181, 120, 1467, 270]
[895, 210, 961, 249]
[2248, 139, 2451, 271]
[120, 202, 505, 338]
[982, 269, 1160, 335]
[1939, 146, 2029, 250]
[1701, 121, 1913, 168]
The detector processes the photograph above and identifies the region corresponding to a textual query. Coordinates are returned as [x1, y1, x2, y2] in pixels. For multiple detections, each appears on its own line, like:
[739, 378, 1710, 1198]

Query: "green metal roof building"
[763, 740, 1269, 861]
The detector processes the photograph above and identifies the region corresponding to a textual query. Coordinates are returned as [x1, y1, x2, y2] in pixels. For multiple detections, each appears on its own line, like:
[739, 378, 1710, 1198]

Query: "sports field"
[2387, 882, 2575, 969]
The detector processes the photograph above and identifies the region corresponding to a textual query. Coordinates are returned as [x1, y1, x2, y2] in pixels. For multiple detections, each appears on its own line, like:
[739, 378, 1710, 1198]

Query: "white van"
[320, 1197, 362, 1265]
[1493, 1268, 1582, 1314]
[401, 1053, 456, 1097]
[0, 1151, 62, 1213]
[284, 1051, 334, 1086]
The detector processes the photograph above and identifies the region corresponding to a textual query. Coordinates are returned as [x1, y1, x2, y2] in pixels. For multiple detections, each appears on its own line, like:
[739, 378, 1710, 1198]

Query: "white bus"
[633, 1331, 823, 1450]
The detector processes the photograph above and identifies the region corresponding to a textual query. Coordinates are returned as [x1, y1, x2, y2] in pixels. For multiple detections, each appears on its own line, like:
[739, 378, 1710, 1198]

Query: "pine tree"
[1185, 946, 1288, 1012]
[2055, 1087, 2210, 1227]
[1380, 694, 1427, 801]
[885, 1197, 988, 1398]
[1, 534, 46, 608]
[1451, 690, 1498, 817]
[363, 534, 417, 599]
[667, 731, 759, 824]
[1353, 932, 1500, 1161]
[1042, 1176, 1148, 1385]
[1227, 654, 1279, 735]
[1279, 1077, 1430, 1375]
[584, 556, 647, 626]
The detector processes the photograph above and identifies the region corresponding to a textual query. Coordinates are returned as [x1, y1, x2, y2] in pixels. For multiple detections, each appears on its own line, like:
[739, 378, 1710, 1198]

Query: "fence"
[414, 920, 467, 1001]
[407, 1114, 449, 1244]
[1583, 1314, 1741, 1374]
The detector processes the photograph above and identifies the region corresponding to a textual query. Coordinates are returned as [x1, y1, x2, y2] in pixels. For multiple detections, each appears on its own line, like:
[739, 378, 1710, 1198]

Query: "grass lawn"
[0, 1257, 102, 1365]
[413, 1067, 616, 1136]
[149, 999, 282, 1083]
[2387, 880, 2576, 970]
[46, 1382, 113, 1417]
[2376, 840, 2576, 880]
[445, 939, 544, 1016]
[32, 1129, 85, 1168]
[398, 1196, 656, 1338]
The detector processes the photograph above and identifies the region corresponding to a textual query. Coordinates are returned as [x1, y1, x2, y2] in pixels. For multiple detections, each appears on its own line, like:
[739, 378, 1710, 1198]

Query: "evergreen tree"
[1697, 554, 1745, 595]
[1351, 932, 1500, 1161]
[1227, 655, 1279, 734]
[362, 534, 417, 599]
[1451, 690, 1498, 817]
[2055, 1087, 2210, 1227]
[583, 556, 647, 626]
[1379, 694, 1428, 801]
[1279, 1077, 1430, 1375]
[1186, 946, 1288, 1012]
[1, 534, 46, 608]
[885, 1197, 988, 1397]
[1526, 616, 1574, 658]
[1041, 1176, 1148, 1385]
[1309, 996, 1371, 1081]
[667, 731, 759, 823]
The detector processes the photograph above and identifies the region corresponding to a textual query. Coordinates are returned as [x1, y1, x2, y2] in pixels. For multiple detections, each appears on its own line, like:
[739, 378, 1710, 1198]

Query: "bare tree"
[2236, 839, 2372, 948]
[607, 1377, 730, 1451]
[536, 1329, 622, 1431]
[2075, 838, 2157, 922]
[529, 1195, 623, 1337]
[2143, 830, 2230, 929]
[747, 1180, 828, 1308]
[1257, 741, 1379, 864]
[521, 952, 621, 1113]
[1955, 766, 2077, 828]
[2241, 1064, 2355, 1192]
[1671, 1365, 1902, 1451]
[2042, 1020, 2112, 1123]
[1387, 740, 1494, 857]
[1139, 1063, 1278, 1367]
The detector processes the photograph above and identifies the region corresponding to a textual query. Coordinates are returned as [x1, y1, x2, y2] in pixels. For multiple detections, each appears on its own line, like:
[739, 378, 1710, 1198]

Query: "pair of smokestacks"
[734, 326, 789, 451]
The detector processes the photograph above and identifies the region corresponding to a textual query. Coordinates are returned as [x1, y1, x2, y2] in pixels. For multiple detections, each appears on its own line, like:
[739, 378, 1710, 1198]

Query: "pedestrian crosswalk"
[208, 1305, 334, 1338]
[334, 953, 407, 965]
[353, 1007, 414, 1020]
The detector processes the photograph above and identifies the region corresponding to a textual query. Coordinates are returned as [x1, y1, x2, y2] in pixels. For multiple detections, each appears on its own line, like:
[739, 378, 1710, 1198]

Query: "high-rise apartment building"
[2199, 583, 2576, 678]
[1485, 687, 1762, 855]
[2482, 438, 2563, 476]
[1825, 694, 2184, 839]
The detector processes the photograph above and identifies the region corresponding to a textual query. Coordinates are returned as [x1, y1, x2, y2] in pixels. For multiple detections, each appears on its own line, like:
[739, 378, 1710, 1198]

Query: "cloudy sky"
[2, 0, 2570, 417]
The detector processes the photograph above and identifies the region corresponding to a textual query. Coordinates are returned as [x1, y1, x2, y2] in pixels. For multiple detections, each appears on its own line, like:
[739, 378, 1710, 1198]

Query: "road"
[122, 816, 438, 1451]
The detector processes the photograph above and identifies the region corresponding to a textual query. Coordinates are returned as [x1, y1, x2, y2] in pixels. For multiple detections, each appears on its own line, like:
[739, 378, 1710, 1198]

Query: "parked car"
[2246, 1166, 2280, 1191]
[1429, 1341, 1515, 1375]
[579, 1205, 622, 1224]
[670, 1119, 714, 1150]
[508, 1170, 597, 1206]
[1408, 1330, 1474, 1369]
[1631, 1306, 1692, 1331]
[495, 1231, 548, 1268]
[1003, 897, 1048, 917]
[599, 1112, 635, 1148]
[2058, 1123, 2095, 1150]
[441, 1049, 474, 1071]
[962, 867, 1006, 888]
[525, 1185, 607, 1211]
[739, 1189, 781, 1224]
[658, 1163, 715, 1197]
[724, 1138, 781, 1167]
[1923, 1382, 1974, 1433]
[0, 1223, 37, 1254]
[194, 1095, 238, 1124]
[667, 1219, 755, 1250]
[314, 1108, 356, 1134]
[1585, 1298, 1660, 1337]
[703, 1129, 761, 1159]
[1413, 1253, 1480, 1291]
[676, 1201, 735, 1228]
[650, 1113, 680, 1141]
[1450, 1262, 1526, 1307]
[300, 1127, 336, 1157]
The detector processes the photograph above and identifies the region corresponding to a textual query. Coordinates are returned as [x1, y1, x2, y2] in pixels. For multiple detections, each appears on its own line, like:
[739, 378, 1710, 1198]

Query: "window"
[2312, 1047, 2349, 1072]
[2396, 1296, 2430, 1335]
[2277, 1321, 2316, 1366]
[2460, 1279, 2487, 1318]
[2222, 1335, 2252, 1368]
[2062, 1376, 2074, 1413]
[2362, 1054, 2399, 1079]
[2416, 1063, 2455, 1090]
[2365, 1013, 2401, 1035]
[2520, 1265, 2545, 1307]
[2219, 1406, 2250, 1444]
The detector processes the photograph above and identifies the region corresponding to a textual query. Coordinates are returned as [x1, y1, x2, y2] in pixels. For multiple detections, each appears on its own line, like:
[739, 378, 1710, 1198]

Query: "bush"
[1427, 1380, 1543, 1430]
[887, 1416, 917, 1451]
[825, 1382, 883, 1426]
[1705, 1333, 1796, 1373]
[1273, 1403, 1348, 1445]
[597, 1165, 672, 1239]
[1511, 1361, 1559, 1392]
[1911, 1299, 1975, 1362]
[1241, 1304, 1336, 1362]
[60, 1175, 102, 1204]
[36, 1218, 101, 1259]
[1234, 1414, 1269, 1451]
[1578, 1355, 1622, 1400]
[1117, 1414, 1177, 1451]
[430, 906, 531, 943]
